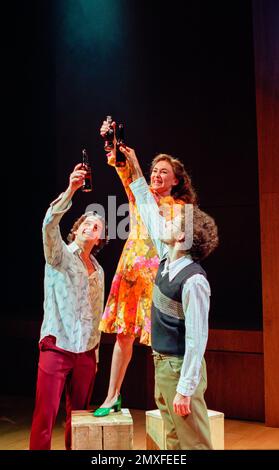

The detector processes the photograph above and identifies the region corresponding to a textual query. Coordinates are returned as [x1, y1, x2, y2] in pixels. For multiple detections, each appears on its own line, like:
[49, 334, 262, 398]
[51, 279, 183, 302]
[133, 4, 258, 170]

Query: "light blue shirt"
[130, 177, 210, 396]
[40, 196, 104, 354]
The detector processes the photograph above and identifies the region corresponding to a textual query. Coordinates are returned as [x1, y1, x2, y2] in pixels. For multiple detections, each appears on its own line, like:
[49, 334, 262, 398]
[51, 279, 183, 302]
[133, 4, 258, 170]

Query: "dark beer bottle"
[81, 148, 93, 192]
[115, 123, 126, 167]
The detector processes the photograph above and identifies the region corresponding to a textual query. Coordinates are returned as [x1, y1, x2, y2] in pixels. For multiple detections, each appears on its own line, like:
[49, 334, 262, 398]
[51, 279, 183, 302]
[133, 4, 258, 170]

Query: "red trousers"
[29, 336, 96, 450]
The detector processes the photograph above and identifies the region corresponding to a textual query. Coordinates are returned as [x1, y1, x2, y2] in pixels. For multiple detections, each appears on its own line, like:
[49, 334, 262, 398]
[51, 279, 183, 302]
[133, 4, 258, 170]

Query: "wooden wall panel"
[95, 330, 264, 420]
[1, 321, 264, 420]
[205, 351, 264, 421]
[207, 329, 263, 353]
[253, 0, 279, 426]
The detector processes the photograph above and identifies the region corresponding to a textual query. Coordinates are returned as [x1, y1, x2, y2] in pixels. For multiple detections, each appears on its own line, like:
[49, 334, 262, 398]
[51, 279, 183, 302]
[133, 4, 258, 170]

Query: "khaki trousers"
[153, 354, 213, 450]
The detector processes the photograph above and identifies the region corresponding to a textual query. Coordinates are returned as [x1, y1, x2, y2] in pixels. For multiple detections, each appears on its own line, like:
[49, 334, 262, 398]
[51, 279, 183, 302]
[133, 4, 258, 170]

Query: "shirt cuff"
[176, 377, 198, 397]
[50, 192, 72, 214]
[43, 193, 72, 226]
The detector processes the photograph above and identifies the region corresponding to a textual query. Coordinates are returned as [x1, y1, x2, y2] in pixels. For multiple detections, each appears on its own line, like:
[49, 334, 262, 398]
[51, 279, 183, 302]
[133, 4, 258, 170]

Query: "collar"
[161, 255, 193, 281]
[68, 241, 82, 254]
[68, 241, 100, 271]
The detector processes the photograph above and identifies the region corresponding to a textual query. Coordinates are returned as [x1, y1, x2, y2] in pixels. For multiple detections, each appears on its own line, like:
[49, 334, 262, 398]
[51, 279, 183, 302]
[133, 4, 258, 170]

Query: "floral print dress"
[99, 158, 183, 346]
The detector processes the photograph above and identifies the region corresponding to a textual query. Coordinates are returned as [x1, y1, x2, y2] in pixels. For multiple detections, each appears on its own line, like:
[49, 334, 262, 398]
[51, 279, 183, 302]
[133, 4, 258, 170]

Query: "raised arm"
[129, 177, 168, 260]
[117, 145, 167, 259]
[118, 145, 144, 182]
[43, 164, 87, 266]
[100, 120, 138, 201]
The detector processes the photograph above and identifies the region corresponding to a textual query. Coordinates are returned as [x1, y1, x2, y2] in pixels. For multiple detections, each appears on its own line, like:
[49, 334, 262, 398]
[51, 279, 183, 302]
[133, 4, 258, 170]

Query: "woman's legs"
[100, 334, 135, 408]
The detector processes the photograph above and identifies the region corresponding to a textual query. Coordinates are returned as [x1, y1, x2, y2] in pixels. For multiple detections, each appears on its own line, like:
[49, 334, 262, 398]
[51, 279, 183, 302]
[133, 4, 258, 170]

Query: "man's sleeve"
[177, 274, 210, 396]
[130, 177, 168, 260]
[42, 194, 72, 266]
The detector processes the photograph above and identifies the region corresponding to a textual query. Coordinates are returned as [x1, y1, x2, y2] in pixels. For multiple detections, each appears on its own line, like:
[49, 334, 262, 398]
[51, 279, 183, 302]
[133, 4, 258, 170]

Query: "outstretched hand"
[69, 163, 87, 192]
[118, 145, 143, 180]
[100, 119, 143, 180]
[100, 120, 117, 162]
[100, 120, 116, 138]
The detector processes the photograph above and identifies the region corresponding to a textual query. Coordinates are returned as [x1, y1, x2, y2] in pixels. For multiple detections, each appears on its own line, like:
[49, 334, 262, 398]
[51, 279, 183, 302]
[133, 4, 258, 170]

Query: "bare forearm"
[130, 162, 143, 181]
[120, 146, 143, 181]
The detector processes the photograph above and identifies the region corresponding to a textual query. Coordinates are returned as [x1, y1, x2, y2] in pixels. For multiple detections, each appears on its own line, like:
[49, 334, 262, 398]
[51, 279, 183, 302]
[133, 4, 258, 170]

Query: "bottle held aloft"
[115, 123, 126, 168]
[104, 115, 115, 151]
[81, 148, 93, 192]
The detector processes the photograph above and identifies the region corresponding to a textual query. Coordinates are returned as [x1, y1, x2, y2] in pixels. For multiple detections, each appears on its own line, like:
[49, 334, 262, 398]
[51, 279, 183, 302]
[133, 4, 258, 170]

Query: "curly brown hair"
[67, 212, 109, 256]
[188, 206, 219, 261]
[150, 154, 197, 204]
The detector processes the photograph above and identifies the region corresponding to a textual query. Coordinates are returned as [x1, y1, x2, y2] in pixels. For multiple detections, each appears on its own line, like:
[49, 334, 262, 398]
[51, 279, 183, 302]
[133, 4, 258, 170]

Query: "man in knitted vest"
[120, 144, 219, 450]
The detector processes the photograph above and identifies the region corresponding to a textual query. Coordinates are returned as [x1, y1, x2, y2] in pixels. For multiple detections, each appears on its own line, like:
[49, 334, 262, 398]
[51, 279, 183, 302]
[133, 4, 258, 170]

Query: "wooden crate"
[72, 409, 133, 450]
[146, 409, 224, 450]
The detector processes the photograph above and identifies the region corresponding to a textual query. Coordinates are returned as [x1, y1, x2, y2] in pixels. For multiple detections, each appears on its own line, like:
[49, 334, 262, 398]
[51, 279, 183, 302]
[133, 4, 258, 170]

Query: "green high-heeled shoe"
[93, 394, 122, 417]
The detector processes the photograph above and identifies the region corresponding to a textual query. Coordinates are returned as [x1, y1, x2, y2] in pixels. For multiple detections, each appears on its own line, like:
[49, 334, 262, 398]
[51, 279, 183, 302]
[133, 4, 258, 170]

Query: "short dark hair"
[67, 212, 109, 255]
[188, 207, 219, 261]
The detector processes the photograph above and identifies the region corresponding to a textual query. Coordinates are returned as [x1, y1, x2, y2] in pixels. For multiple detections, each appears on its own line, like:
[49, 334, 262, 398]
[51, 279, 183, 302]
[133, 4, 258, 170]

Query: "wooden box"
[72, 409, 133, 450]
[146, 408, 224, 450]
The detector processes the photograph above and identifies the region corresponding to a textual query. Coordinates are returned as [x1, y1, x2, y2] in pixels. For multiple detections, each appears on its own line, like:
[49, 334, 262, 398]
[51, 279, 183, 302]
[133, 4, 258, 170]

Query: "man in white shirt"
[120, 145, 219, 450]
[29, 164, 108, 450]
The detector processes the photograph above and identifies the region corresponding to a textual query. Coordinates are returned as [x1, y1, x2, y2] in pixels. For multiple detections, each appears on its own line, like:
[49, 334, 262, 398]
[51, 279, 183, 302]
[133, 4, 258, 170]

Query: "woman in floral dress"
[94, 122, 197, 416]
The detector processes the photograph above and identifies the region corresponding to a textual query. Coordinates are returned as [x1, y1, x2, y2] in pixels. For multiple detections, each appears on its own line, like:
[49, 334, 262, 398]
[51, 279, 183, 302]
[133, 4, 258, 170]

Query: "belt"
[152, 350, 173, 360]
[152, 350, 184, 360]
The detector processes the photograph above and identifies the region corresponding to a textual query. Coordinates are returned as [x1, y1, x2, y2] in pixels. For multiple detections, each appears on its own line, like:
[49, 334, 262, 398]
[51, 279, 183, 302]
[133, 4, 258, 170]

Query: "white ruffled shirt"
[40, 196, 104, 356]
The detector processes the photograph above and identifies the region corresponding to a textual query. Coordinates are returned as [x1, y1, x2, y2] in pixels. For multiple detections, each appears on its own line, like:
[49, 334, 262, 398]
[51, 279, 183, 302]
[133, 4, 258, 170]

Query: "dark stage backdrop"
[3, 0, 261, 331]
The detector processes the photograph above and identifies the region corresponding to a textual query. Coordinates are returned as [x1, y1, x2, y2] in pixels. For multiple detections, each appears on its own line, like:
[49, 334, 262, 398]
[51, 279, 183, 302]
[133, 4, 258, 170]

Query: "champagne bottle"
[81, 148, 92, 192]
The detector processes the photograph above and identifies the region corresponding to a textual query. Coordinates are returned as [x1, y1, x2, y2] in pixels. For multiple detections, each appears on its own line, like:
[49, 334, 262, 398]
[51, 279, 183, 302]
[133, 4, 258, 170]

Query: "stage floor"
[0, 396, 278, 450]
